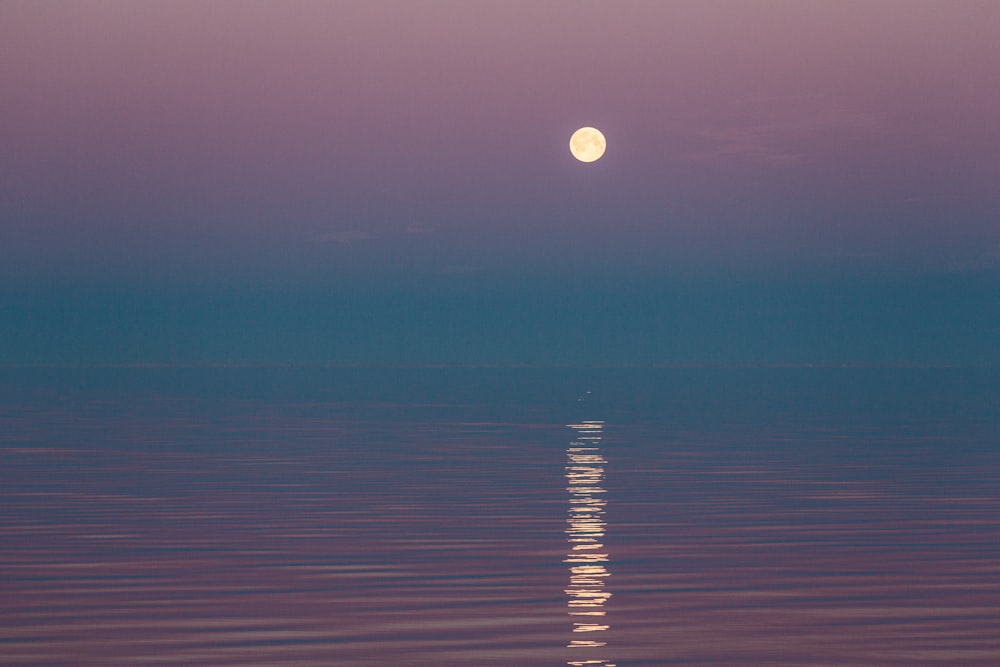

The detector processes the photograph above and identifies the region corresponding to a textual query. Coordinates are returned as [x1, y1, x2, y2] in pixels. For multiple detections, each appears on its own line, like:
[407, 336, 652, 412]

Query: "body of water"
[1, 368, 999, 665]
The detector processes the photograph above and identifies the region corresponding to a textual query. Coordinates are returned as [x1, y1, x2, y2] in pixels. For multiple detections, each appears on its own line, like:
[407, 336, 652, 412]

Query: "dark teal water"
[1, 368, 999, 665]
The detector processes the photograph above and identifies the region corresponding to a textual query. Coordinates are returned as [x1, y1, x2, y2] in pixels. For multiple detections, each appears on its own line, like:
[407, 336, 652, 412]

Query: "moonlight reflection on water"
[565, 420, 616, 667]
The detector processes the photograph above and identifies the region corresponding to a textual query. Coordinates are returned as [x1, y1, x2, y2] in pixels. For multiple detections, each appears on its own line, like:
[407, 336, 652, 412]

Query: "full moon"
[569, 127, 606, 163]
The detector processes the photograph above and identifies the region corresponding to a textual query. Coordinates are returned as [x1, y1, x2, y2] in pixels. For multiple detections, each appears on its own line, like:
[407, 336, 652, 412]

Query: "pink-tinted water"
[1, 370, 999, 665]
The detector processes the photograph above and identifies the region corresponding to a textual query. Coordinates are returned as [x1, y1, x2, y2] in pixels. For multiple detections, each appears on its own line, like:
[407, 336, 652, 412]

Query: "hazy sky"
[2, 1, 998, 365]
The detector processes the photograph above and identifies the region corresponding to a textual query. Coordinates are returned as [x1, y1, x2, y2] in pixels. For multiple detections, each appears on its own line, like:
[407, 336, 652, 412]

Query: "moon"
[569, 127, 606, 163]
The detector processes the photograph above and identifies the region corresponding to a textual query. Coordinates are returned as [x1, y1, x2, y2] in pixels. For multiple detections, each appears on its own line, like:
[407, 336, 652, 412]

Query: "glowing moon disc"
[569, 127, 606, 163]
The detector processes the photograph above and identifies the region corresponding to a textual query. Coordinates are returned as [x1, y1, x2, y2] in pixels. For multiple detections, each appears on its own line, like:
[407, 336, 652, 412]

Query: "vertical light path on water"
[565, 420, 616, 667]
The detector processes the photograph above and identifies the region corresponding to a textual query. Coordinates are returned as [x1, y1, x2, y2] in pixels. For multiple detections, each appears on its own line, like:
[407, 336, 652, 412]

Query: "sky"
[2, 0, 999, 366]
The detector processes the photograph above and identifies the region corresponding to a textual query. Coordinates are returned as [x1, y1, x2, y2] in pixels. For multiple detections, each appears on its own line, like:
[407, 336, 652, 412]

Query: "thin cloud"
[819, 247, 888, 260]
[688, 127, 802, 166]
[310, 229, 372, 245]
[687, 95, 881, 167]
[404, 224, 434, 235]
[888, 193, 975, 206]
[942, 245, 1000, 272]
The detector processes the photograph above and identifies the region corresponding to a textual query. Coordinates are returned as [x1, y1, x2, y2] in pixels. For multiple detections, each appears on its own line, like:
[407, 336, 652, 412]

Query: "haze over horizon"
[2, 1, 998, 366]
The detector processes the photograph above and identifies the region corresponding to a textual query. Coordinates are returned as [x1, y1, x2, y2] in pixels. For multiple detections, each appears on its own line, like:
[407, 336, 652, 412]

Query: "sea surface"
[1, 368, 999, 666]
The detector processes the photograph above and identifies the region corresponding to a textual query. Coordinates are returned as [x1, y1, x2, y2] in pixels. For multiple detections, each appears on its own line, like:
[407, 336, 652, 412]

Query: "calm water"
[1, 368, 999, 665]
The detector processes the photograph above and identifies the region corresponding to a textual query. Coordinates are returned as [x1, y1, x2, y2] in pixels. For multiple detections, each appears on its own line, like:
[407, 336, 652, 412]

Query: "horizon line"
[2, 362, 997, 370]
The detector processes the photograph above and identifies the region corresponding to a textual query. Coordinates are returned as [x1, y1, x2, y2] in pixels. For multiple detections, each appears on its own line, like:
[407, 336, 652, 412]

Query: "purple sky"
[3, 0, 999, 276]
[2, 1, 999, 364]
